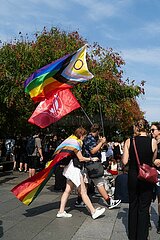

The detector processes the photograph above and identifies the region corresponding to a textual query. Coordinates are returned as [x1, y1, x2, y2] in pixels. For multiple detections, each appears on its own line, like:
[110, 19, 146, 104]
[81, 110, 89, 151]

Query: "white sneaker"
[56, 211, 72, 218]
[108, 198, 121, 210]
[92, 207, 105, 220]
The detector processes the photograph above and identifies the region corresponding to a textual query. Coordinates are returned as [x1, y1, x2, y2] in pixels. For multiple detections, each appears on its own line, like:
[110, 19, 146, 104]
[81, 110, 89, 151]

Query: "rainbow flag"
[24, 45, 93, 102]
[11, 135, 82, 206]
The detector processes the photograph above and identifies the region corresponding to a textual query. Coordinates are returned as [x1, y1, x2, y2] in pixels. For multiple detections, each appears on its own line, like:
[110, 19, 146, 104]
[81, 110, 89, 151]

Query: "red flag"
[28, 89, 80, 128]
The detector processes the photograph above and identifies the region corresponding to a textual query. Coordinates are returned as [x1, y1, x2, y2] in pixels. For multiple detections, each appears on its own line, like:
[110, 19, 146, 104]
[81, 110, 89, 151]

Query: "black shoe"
[157, 223, 160, 234]
[75, 201, 86, 208]
[106, 198, 121, 209]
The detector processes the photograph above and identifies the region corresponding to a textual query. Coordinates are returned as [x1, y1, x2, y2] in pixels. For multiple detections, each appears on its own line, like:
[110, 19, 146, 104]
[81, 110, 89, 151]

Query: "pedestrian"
[27, 132, 43, 177]
[5, 137, 16, 170]
[114, 164, 129, 203]
[18, 136, 28, 173]
[113, 141, 121, 160]
[150, 122, 160, 234]
[122, 118, 157, 240]
[106, 142, 114, 159]
[14, 135, 22, 171]
[83, 123, 121, 209]
[57, 127, 105, 219]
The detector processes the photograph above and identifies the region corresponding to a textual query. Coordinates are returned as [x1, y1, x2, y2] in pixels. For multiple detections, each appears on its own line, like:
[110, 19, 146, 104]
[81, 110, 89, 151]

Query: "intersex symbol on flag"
[24, 45, 93, 102]
[28, 89, 80, 128]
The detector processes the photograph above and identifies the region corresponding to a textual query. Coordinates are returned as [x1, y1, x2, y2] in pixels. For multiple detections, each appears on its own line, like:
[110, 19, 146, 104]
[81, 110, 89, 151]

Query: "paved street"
[0, 171, 159, 240]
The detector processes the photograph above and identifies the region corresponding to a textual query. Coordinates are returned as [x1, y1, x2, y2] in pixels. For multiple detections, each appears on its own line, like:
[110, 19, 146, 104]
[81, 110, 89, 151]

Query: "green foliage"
[0, 27, 144, 138]
[73, 43, 144, 134]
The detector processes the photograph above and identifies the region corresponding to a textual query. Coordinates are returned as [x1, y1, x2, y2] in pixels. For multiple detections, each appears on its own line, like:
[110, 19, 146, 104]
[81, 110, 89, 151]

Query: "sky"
[1, 0, 160, 123]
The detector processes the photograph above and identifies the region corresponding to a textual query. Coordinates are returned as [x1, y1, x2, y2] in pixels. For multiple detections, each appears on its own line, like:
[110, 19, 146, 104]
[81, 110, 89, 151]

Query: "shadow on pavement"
[117, 207, 128, 234]
[0, 171, 17, 184]
[0, 220, 3, 238]
[23, 198, 75, 217]
[23, 197, 91, 218]
[47, 185, 64, 192]
[151, 204, 158, 228]
[0, 171, 13, 177]
[23, 201, 60, 217]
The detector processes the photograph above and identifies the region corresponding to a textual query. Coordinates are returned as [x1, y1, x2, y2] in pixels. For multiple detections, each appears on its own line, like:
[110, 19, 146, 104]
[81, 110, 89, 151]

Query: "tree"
[0, 27, 144, 138]
[73, 43, 144, 137]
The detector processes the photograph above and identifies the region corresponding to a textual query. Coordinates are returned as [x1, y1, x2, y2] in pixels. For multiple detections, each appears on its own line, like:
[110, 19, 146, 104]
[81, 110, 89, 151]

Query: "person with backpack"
[82, 124, 121, 209]
[5, 137, 16, 170]
[26, 132, 43, 177]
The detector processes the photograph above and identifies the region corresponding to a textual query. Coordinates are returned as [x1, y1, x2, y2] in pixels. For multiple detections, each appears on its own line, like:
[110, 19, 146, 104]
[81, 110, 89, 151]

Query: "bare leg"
[29, 168, 31, 177]
[19, 162, 23, 171]
[12, 154, 16, 170]
[24, 163, 28, 171]
[78, 175, 95, 214]
[97, 185, 110, 200]
[29, 168, 35, 177]
[13, 160, 16, 170]
[31, 168, 36, 176]
[59, 180, 74, 213]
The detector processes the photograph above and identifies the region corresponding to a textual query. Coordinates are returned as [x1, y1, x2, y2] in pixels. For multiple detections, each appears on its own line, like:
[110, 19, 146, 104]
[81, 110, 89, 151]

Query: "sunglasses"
[150, 128, 158, 133]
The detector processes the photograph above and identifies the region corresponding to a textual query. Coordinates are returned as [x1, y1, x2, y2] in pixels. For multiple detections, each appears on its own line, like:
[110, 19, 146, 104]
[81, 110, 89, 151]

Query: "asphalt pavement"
[0, 171, 159, 240]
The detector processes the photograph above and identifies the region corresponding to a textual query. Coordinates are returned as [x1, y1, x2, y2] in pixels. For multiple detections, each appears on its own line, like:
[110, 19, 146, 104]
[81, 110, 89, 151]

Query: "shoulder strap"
[133, 137, 141, 166]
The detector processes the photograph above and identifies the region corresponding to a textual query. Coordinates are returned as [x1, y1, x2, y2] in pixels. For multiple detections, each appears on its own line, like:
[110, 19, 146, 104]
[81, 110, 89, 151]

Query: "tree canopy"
[0, 27, 145, 139]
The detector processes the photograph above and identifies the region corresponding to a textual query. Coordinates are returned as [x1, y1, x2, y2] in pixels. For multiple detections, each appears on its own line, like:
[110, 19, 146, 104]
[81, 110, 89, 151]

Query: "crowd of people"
[0, 132, 61, 175]
[1, 119, 160, 239]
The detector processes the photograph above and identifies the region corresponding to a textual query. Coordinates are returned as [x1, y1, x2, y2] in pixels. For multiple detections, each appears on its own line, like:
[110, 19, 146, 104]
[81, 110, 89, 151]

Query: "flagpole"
[80, 106, 93, 125]
[95, 80, 105, 136]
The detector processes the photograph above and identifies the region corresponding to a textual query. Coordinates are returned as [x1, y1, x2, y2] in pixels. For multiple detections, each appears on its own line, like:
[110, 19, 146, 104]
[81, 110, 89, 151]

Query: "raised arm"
[152, 138, 160, 167]
[90, 137, 106, 155]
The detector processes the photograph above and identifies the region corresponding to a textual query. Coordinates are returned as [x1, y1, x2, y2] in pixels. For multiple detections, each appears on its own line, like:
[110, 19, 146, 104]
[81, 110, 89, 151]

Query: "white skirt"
[63, 160, 82, 187]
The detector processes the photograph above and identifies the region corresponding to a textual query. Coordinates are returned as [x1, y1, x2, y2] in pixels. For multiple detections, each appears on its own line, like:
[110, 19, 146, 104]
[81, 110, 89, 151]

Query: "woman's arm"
[152, 138, 157, 163]
[154, 159, 160, 167]
[152, 138, 160, 167]
[122, 138, 130, 165]
[76, 151, 98, 162]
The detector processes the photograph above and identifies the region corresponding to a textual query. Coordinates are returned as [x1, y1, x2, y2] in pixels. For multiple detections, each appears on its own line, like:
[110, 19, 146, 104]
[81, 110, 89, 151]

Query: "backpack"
[26, 137, 35, 155]
[5, 139, 15, 153]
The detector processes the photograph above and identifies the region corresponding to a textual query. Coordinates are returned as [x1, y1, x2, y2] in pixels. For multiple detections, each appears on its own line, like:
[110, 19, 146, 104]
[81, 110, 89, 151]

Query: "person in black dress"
[122, 119, 157, 240]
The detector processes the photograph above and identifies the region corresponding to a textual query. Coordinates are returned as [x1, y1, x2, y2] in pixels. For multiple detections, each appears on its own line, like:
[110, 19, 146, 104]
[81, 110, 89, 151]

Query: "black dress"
[128, 136, 154, 240]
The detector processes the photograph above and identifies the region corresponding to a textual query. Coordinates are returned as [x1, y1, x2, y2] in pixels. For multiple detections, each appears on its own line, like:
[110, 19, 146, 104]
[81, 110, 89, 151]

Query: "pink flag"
[28, 89, 80, 128]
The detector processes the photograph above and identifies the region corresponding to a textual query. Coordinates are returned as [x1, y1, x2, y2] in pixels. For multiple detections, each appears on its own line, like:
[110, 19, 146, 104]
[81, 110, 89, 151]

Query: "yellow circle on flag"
[74, 59, 83, 70]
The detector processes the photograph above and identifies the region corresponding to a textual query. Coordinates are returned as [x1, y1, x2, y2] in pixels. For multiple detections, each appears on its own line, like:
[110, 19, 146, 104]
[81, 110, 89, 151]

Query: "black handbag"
[85, 161, 104, 179]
